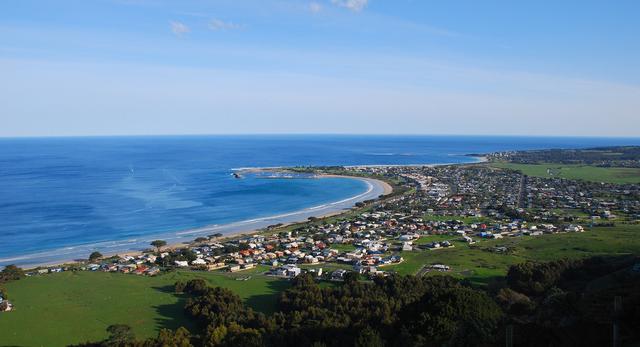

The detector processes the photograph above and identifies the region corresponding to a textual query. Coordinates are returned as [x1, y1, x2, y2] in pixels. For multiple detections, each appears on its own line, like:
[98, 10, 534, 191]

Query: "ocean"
[1, 135, 639, 267]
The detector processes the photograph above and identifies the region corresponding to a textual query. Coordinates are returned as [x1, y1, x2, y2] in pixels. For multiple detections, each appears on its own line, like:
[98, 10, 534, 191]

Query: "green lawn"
[3, 225, 640, 346]
[385, 224, 640, 285]
[490, 162, 640, 184]
[329, 243, 357, 252]
[0, 266, 288, 347]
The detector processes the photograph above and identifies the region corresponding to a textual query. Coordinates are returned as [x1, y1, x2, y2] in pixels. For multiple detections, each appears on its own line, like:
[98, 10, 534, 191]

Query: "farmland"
[0, 266, 287, 347]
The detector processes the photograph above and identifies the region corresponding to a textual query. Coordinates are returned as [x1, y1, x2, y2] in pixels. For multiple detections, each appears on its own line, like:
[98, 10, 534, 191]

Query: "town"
[2, 148, 640, 347]
[18, 153, 638, 286]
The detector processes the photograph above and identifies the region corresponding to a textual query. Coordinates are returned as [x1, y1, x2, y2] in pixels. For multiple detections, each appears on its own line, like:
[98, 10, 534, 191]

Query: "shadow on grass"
[153, 284, 176, 294]
[149, 277, 292, 335]
[466, 275, 504, 287]
[244, 279, 291, 314]
[150, 286, 196, 334]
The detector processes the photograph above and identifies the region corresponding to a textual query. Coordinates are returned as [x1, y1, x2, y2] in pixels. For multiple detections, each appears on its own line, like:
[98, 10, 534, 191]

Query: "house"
[285, 265, 301, 278]
[174, 261, 189, 267]
[398, 234, 414, 242]
[241, 263, 256, 270]
[272, 264, 301, 278]
[0, 300, 12, 312]
[0, 293, 12, 312]
[565, 224, 584, 233]
[462, 236, 475, 244]
[191, 258, 207, 266]
[207, 263, 227, 271]
[331, 269, 348, 281]
[304, 255, 319, 263]
[134, 265, 148, 275]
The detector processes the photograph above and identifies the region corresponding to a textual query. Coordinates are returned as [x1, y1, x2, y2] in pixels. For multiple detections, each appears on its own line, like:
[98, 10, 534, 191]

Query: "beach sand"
[18, 175, 393, 269]
[119, 176, 393, 256]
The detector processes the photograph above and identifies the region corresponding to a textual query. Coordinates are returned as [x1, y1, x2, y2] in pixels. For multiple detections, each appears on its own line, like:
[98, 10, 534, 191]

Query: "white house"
[191, 258, 207, 266]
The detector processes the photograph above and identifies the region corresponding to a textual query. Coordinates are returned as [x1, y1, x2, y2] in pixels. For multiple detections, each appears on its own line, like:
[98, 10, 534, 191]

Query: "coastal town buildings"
[21, 159, 638, 283]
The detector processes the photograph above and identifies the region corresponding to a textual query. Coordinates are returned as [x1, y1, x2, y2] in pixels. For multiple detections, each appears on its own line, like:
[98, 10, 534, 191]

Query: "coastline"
[6, 154, 481, 270]
[343, 155, 488, 168]
[9, 175, 392, 270]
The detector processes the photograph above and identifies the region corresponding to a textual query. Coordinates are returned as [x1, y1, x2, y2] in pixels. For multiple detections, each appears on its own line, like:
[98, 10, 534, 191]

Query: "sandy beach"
[16, 174, 393, 269]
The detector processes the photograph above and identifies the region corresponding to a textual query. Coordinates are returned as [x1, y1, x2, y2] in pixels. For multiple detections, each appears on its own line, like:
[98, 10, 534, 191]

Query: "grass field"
[490, 162, 640, 184]
[3, 225, 639, 346]
[385, 224, 640, 285]
[0, 266, 288, 347]
[329, 243, 357, 252]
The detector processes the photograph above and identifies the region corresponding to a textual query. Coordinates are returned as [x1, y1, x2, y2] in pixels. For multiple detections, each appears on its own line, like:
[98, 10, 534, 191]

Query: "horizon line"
[1, 133, 640, 140]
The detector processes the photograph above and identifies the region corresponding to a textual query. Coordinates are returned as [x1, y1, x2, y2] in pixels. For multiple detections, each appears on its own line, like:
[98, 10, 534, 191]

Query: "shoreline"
[6, 155, 478, 270]
[8, 175, 392, 270]
[344, 155, 488, 167]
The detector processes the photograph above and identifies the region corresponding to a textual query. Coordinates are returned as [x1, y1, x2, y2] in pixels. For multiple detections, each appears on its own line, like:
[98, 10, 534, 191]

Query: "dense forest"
[69, 255, 640, 347]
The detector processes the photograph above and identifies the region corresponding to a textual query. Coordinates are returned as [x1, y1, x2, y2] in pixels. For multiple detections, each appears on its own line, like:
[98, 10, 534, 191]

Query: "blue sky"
[1, 0, 639, 136]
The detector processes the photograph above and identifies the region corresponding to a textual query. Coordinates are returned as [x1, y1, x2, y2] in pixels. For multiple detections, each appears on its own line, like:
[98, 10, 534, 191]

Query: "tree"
[401, 287, 503, 346]
[355, 327, 384, 347]
[209, 233, 223, 239]
[205, 325, 228, 346]
[88, 251, 103, 262]
[183, 279, 208, 295]
[175, 249, 197, 262]
[0, 265, 25, 283]
[194, 237, 208, 244]
[151, 240, 168, 253]
[104, 324, 135, 346]
[344, 271, 361, 284]
[221, 323, 262, 347]
[174, 280, 186, 294]
[155, 327, 193, 347]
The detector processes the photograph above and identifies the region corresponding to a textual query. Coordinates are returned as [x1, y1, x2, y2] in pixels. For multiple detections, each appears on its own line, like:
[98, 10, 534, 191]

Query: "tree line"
[71, 254, 640, 346]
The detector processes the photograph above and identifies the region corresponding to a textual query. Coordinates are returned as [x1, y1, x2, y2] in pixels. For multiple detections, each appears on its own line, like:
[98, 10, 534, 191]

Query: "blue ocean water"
[1, 135, 639, 267]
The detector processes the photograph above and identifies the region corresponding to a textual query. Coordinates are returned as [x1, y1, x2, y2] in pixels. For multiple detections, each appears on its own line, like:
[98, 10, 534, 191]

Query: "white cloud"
[169, 21, 190, 36]
[209, 19, 242, 31]
[309, 2, 322, 13]
[331, 0, 368, 12]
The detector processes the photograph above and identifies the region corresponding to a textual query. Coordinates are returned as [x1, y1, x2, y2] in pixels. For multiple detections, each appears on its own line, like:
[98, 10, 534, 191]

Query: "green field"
[3, 225, 640, 346]
[329, 243, 357, 252]
[385, 224, 640, 285]
[490, 162, 640, 184]
[0, 266, 288, 347]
